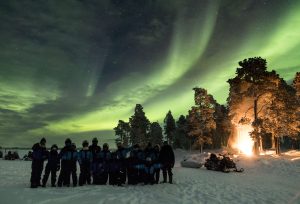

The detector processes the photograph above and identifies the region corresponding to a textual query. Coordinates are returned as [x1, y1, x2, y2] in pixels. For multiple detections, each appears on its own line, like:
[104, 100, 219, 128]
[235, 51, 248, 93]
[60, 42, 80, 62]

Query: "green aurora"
[0, 0, 299, 147]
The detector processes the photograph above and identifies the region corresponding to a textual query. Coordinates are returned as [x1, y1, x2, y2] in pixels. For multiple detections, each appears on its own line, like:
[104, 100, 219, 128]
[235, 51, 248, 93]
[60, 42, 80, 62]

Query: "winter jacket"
[32, 143, 47, 161]
[159, 144, 175, 167]
[89, 145, 101, 162]
[78, 149, 93, 165]
[46, 149, 60, 170]
[60, 146, 77, 161]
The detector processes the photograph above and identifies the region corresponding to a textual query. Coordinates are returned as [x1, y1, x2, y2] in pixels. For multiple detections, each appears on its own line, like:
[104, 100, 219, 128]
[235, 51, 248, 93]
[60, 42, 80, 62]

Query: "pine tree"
[163, 110, 176, 145]
[174, 115, 189, 149]
[214, 104, 231, 148]
[293, 72, 300, 98]
[187, 88, 216, 152]
[129, 104, 150, 147]
[149, 122, 163, 146]
[114, 120, 130, 147]
[228, 57, 299, 154]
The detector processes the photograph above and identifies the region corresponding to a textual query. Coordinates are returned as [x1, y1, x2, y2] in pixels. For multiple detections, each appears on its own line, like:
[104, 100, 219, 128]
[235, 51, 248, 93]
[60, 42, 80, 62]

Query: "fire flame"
[234, 125, 254, 156]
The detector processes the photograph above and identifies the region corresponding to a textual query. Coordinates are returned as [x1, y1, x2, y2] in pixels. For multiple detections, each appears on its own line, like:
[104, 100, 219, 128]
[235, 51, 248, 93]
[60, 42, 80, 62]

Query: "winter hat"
[92, 137, 98, 144]
[65, 138, 72, 145]
[82, 140, 89, 147]
[40, 138, 46, 144]
[103, 143, 109, 150]
[51, 144, 58, 150]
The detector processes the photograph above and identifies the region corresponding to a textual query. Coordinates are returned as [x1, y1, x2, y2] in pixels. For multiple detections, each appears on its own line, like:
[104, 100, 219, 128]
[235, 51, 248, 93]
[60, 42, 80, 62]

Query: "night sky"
[0, 0, 299, 147]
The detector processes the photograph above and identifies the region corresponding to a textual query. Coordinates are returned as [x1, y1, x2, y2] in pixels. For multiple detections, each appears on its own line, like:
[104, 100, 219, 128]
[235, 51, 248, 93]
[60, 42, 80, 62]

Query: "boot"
[163, 172, 167, 183]
[30, 183, 37, 188]
[169, 175, 173, 184]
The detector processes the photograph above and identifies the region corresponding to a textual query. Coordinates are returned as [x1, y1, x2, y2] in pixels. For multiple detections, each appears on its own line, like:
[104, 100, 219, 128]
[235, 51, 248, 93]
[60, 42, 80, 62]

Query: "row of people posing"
[30, 138, 175, 188]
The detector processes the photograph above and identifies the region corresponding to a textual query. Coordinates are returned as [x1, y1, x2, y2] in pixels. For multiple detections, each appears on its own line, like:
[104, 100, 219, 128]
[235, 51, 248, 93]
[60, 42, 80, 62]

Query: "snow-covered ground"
[1, 150, 300, 204]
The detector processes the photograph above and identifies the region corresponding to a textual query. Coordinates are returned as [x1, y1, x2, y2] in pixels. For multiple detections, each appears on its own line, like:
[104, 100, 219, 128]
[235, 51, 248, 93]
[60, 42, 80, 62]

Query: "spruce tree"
[149, 122, 163, 146]
[164, 110, 176, 145]
[174, 115, 189, 149]
[114, 120, 130, 147]
[129, 104, 150, 147]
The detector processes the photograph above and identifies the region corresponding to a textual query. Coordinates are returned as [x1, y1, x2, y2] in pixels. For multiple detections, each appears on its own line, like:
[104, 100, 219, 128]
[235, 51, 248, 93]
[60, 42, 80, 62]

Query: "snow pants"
[79, 162, 91, 186]
[30, 160, 44, 187]
[42, 164, 57, 186]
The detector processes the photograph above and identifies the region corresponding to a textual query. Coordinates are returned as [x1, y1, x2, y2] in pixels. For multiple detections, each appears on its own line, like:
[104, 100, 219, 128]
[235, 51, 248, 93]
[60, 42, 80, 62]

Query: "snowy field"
[1, 150, 300, 204]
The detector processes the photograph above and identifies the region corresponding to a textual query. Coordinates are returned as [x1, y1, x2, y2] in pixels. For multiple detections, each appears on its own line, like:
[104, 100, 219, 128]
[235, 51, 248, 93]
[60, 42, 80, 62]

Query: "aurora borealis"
[0, 0, 299, 147]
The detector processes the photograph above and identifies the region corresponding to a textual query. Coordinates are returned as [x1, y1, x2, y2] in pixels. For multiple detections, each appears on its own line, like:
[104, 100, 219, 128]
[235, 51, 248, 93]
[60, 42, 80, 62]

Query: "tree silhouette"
[163, 110, 176, 145]
[148, 122, 163, 146]
[114, 120, 130, 147]
[187, 88, 216, 152]
[173, 115, 189, 149]
[129, 104, 150, 147]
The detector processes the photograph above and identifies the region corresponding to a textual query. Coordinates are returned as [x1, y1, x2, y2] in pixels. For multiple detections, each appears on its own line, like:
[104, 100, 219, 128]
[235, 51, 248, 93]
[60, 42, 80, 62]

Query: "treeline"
[114, 57, 300, 154]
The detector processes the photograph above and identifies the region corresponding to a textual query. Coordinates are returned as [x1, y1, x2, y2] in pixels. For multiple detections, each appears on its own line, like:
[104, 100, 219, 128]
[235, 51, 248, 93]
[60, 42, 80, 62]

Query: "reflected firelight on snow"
[234, 125, 254, 156]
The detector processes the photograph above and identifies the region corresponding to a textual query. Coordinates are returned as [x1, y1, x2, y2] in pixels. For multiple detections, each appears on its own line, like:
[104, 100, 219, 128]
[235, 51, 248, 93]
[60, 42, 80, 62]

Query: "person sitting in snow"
[58, 138, 75, 187]
[78, 140, 93, 186]
[89, 137, 101, 184]
[42, 144, 60, 187]
[30, 138, 48, 188]
[159, 141, 175, 184]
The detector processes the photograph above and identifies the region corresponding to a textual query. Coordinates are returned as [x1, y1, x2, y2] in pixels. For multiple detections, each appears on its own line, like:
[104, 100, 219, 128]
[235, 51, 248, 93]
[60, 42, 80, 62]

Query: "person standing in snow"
[144, 143, 155, 184]
[109, 152, 122, 186]
[153, 144, 161, 184]
[115, 142, 130, 185]
[57, 138, 74, 187]
[42, 144, 60, 187]
[70, 143, 78, 187]
[30, 138, 48, 188]
[89, 137, 101, 184]
[97, 143, 111, 184]
[159, 141, 175, 184]
[78, 140, 93, 186]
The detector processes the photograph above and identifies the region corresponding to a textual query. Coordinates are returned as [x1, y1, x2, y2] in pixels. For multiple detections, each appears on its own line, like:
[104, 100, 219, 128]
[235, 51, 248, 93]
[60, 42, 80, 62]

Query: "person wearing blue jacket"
[115, 142, 130, 184]
[109, 152, 122, 186]
[128, 144, 145, 185]
[70, 143, 78, 187]
[144, 143, 156, 185]
[42, 144, 60, 187]
[30, 138, 48, 188]
[97, 143, 111, 185]
[58, 138, 77, 187]
[89, 137, 101, 184]
[152, 144, 161, 184]
[78, 140, 93, 186]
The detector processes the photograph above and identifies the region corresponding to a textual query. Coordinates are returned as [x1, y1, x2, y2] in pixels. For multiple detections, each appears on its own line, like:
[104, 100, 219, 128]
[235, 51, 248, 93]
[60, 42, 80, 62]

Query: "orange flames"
[233, 125, 254, 156]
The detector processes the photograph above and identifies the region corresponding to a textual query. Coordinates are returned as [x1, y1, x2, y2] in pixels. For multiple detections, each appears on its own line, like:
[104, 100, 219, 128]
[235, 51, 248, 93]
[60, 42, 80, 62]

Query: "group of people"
[30, 137, 175, 188]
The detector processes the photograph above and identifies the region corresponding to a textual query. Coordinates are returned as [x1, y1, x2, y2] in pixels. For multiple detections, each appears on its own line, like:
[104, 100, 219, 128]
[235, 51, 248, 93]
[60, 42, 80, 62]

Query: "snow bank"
[180, 153, 209, 168]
